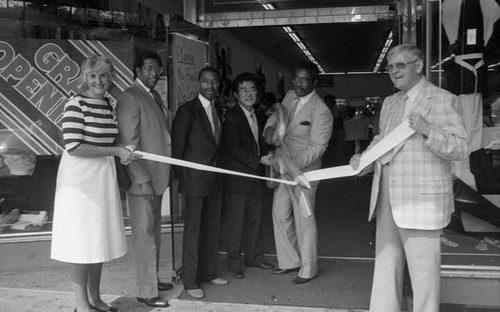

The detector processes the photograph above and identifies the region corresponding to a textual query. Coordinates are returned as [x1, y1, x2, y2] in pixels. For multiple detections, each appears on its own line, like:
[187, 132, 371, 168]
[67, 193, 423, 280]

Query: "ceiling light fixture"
[373, 31, 393, 73]
[259, 0, 325, 73]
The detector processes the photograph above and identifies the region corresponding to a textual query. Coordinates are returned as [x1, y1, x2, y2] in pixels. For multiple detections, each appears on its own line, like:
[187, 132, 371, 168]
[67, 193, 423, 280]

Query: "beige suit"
[366, 78, 469, 312]
[116, 80, 171, 298]
[265, 89, 333, 279]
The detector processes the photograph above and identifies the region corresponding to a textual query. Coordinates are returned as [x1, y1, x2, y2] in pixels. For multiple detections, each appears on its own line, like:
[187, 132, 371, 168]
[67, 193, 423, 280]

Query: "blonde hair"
[79, 55, 115, 91]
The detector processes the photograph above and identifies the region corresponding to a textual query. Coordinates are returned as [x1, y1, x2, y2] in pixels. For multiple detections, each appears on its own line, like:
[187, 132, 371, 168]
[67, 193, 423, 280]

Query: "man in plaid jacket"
[351, 44, 470, 312]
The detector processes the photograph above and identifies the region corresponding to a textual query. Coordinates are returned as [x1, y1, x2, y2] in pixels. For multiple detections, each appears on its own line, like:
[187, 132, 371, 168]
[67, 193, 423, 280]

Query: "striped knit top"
[62, 95, 118, 153]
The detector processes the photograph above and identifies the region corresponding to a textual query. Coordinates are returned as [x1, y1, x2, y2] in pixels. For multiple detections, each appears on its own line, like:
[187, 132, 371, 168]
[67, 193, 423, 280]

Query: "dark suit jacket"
[222, 104, 268, 194]
[171, 96, 222, 197]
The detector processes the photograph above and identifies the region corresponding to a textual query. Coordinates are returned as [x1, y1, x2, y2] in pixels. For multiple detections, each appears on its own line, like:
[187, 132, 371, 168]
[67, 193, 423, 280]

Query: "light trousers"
[128, 194, 163, 298]
[370, 166, 441, 312]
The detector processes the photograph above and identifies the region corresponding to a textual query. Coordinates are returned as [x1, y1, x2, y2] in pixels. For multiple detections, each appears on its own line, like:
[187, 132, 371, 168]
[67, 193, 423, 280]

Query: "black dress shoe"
[229, 269, 244, 279]
[292, 276, 313, 285]
[271, 267, 300, 274]
[158, 281, 173, 291]
[137, 297, 170, 308]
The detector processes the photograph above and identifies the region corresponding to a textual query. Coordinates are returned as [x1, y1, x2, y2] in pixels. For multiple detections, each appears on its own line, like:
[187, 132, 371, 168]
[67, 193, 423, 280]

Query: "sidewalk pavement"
[0, 256, 367, 312]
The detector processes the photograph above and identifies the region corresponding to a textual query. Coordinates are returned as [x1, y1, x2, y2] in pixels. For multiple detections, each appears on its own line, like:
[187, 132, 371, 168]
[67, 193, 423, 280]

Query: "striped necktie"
[288, 96, 300, 124]
[150, 89, 166, 115]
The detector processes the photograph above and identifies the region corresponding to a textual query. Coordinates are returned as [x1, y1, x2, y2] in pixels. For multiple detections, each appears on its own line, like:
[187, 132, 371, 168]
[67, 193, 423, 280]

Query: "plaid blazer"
[368, 78, 470, 230]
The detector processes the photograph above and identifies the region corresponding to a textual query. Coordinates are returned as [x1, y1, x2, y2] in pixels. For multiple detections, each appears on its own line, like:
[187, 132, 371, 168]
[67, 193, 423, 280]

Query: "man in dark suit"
[222, 72, 275, 279]
[116, 51, 172, 308]
[171, 66, 228, 299]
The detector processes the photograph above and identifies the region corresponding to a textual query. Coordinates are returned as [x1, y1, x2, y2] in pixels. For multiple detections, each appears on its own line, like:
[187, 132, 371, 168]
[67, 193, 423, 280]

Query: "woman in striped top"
[51, 56, 138, 312]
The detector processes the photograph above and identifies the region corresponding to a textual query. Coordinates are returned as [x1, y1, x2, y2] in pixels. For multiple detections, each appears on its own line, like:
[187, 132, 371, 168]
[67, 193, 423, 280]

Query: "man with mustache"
[172, 66, 228, 299]
[264, 61, 333, 285]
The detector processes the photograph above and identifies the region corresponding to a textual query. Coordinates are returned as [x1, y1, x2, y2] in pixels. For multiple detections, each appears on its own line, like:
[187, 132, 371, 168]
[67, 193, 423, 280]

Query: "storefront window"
[427, 0, 500, 265]
[0, 1, 181, 239]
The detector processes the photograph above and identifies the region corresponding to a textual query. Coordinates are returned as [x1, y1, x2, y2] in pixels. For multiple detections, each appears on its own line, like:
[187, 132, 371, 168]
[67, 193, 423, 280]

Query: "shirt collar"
[297, 90, 315, 104]
[406, 77, 424, 103]
[198, 94, 211, 109]
[136, 78, 153, 95]
[238, 103, 254, 117]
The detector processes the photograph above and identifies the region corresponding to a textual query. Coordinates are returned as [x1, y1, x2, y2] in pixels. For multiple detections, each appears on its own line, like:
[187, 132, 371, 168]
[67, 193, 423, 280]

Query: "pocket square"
[299, 121, 311, 126]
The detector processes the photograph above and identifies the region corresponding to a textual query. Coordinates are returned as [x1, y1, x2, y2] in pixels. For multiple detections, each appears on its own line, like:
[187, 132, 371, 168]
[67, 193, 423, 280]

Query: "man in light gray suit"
[264, 61, 333, 284]
[116, 51, 172, 308]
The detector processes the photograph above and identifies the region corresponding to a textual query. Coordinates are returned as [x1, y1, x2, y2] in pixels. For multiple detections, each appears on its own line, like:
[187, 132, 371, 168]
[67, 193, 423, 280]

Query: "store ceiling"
[136, 0, 398, 74]
[193, 0, 398, 73]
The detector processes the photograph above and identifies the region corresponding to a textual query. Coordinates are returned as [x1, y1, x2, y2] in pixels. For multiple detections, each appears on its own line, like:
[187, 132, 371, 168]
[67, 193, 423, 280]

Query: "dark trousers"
[182, 189, 222, 290]
[226, 183, 264, 272]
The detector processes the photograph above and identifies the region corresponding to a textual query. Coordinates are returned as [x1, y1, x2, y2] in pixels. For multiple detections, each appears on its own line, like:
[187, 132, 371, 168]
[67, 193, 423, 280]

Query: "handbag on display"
[114, 156, 131, 191]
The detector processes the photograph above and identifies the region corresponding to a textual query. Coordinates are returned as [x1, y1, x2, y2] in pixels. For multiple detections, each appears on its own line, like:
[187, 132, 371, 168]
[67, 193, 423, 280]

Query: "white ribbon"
[134, 120, 416, 186]
[304, 120, 415, 181]
[135, 151, 297, 186]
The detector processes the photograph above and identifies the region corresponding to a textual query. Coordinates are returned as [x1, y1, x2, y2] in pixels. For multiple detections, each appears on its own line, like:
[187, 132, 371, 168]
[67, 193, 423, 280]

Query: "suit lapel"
[196, 98, 218, 145]
[235, 105, 259, 153]
[286, 92, 316, 133]
[411, 79, 433, 118]
[133, 81, 169, 129]
[391, 81, 433, 156]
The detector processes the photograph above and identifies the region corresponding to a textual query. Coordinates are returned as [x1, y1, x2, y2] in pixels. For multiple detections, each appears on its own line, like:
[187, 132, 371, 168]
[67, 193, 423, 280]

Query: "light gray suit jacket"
[266, 89, 333, 185]
[115, 80, 172, 195]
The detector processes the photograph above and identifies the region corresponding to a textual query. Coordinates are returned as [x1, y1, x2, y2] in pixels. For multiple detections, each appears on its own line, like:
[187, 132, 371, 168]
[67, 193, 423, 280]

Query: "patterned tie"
[379, 92, 408, 165]
[288, 96, 300, 124]
[210, 102, 220, 144]
[150, 89, 170, 129]
[150, 89, 166, 115]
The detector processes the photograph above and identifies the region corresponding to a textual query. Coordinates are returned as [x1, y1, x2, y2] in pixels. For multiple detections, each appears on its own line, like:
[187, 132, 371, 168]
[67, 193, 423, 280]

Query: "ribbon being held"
[268, 104, 311, 189]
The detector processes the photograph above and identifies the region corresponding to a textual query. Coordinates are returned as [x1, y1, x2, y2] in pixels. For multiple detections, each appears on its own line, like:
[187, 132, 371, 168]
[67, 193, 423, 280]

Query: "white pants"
[370, 167, 442, 312]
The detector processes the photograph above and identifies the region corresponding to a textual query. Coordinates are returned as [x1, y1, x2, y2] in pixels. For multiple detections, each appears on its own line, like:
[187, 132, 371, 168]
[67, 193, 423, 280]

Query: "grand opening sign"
[0, 39, 133, 155]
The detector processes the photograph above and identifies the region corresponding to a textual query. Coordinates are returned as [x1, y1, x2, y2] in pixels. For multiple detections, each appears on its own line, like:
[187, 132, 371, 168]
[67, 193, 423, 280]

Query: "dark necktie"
[249, 111, 260, 154]
[210, 102, 220, 144]
[150, 89, 171, 130]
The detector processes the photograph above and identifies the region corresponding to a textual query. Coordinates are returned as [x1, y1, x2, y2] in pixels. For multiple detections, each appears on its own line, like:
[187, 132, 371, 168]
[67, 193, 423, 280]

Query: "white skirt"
[51, 152, 127, 263]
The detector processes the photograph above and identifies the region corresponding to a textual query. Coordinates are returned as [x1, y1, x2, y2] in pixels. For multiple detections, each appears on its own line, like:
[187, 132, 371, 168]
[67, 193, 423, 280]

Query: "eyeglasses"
[239, 88, 258, 94]
[385, 59, 419, 72]
[143, 66, 163, 74]
[292, 76, 310, 85]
